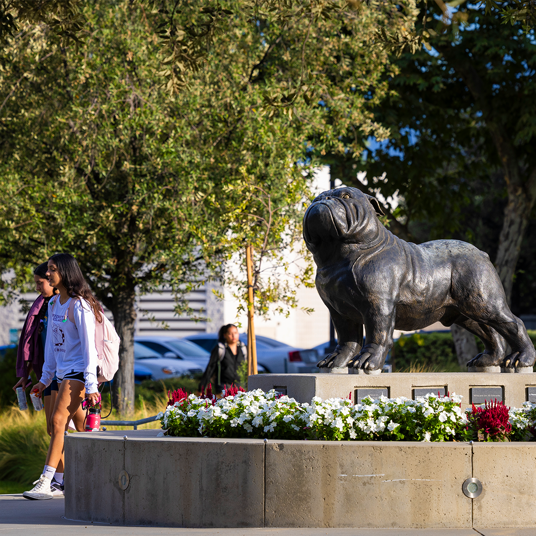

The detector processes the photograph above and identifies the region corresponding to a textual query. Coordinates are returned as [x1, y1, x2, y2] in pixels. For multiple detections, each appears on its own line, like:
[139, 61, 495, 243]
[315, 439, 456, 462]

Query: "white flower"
[387, 421, 399, 432]
[423, 431, 431, 442]
[438, 412, 448, 422]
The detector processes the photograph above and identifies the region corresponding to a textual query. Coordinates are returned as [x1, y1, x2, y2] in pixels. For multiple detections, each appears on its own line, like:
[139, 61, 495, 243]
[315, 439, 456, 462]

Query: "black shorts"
[43, 379, 59, 397]
[57, 371, 85, 384]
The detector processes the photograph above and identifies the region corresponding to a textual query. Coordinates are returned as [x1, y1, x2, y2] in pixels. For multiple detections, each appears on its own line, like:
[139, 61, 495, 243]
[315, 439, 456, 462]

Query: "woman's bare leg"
[43, 390, 65, 473]
[72, 404, 86, 432]
[45, 380, 85, 469]
[43, 391, 57, 437]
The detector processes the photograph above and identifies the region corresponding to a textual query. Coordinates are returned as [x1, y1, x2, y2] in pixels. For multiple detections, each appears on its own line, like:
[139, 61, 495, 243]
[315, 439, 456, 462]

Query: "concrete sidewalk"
[0, 495, 533, 536]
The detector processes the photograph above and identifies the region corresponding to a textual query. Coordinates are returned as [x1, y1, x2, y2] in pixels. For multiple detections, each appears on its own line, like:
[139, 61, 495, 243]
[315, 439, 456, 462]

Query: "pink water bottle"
[85, 405, 101, 431]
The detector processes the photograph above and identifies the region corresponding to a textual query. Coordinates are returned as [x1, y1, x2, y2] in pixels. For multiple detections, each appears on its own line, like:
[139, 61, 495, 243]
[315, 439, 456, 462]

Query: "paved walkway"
[0, 495, 534, 535]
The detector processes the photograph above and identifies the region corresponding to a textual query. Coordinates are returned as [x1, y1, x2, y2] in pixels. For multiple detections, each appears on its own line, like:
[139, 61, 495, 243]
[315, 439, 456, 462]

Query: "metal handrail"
[101, 414, 160, 430]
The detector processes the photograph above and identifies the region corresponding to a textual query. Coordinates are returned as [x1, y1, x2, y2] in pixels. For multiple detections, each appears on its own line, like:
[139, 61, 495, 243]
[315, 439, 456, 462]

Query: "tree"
[0, 0, 395, 411]
[2, 1, 535, 84]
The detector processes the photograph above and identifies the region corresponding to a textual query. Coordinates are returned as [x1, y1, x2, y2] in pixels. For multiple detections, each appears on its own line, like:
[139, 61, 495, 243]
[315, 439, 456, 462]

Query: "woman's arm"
[13, 362, 32, 391]
[74, 300, 98, 395]
[39, 300, 56, 388]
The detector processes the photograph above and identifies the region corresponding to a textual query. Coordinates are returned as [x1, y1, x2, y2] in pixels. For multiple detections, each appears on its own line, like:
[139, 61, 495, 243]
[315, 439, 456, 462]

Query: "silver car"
[134, 342, 203, 380]
[183, 333, 319, 373]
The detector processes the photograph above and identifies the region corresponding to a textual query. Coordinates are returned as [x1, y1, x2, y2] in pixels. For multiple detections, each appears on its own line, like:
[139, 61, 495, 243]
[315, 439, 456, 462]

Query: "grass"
[0, 387, 170, 487]
[0, 480, 27, 494]
[396, 362, 446, 373]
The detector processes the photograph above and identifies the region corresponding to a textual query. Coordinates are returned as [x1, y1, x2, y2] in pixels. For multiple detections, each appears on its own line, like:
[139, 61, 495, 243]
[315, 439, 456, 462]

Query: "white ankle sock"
[54, 472, 64, 484]
[42, 465, 56, 480]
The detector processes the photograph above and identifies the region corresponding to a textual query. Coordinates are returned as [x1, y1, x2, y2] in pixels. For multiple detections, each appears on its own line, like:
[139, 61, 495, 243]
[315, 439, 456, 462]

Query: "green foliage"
[0, 480, 27, 494]
[0, 348, 38, 409]
[352, 2, 536, 238]
[393, 333, 461, 372]
[135, 377, 200, 408]
[236, 361, 248, 390]
[0, 0, 399, 410]
[0, 409, 49, 485]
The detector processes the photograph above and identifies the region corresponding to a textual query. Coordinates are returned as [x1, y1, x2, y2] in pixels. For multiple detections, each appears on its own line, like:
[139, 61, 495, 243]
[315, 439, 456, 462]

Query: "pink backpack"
[52, 297, 121, 383]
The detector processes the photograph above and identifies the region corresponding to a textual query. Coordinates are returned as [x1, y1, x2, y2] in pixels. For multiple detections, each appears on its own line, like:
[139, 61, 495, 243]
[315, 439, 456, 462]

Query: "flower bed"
[158, 386, 536, 442]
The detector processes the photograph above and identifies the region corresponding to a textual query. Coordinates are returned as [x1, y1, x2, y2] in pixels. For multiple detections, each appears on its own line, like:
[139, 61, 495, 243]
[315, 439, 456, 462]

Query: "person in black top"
[199, 324, 247, 393]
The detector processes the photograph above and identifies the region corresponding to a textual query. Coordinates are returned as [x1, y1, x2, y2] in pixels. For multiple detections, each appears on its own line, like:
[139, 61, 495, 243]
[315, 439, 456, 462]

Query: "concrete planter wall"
[65, 430, 536, 529]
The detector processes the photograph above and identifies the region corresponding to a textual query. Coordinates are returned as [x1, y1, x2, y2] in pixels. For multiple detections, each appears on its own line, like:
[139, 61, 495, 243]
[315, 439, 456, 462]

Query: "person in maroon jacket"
[13, 262, 56, 404]
[12, 263, 66, 495]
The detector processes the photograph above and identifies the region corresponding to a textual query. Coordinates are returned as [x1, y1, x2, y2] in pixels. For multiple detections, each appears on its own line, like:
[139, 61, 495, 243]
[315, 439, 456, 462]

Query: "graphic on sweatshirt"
[52, 324, 65, 347]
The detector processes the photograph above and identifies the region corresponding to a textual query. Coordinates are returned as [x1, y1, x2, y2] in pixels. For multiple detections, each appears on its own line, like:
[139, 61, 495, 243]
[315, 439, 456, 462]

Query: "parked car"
[183, 333, 319, 373]
[314, 340, 393, 373]
[135, 336, 210, 369]
[134, 342, 203, 380]
[134, 362, 153, 384]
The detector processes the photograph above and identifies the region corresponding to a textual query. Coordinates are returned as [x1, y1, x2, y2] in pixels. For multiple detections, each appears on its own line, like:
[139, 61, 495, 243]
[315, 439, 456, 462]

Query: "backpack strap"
[67, 297, 78, 324]
[217, 342, 226, 362]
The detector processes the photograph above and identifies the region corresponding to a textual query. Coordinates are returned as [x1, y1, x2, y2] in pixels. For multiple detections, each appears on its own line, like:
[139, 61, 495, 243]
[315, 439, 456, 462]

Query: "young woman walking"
[13, 262, 79, 497]
[23, 253, 101, 500]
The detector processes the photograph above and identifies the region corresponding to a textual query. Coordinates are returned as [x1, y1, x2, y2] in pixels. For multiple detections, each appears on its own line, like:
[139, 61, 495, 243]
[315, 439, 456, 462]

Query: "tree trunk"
[110, 288, 137, 415]
[451, 324, 478, 368]
[494, 191, 531, 304]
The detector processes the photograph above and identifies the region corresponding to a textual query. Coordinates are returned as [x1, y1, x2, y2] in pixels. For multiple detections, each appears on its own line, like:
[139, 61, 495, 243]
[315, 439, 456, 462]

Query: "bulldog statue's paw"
[502, 347, 536, 369]
[467, 350, 503, 368]
[317, 344, 357, 369]
[348, 343, 385, 371]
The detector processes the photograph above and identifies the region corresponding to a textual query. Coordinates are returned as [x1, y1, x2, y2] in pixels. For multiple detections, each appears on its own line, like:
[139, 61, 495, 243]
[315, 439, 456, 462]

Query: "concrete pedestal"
[248, 372, 536, 407]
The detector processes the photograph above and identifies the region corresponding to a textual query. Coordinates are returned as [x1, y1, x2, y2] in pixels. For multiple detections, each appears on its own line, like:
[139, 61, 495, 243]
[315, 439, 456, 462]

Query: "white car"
[134, 342, 203, 380]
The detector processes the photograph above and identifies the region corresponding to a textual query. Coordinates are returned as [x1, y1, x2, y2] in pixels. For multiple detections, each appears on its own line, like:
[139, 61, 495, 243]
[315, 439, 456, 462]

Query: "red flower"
[167, 387, 189, 407]
[470, 400, 512, 441]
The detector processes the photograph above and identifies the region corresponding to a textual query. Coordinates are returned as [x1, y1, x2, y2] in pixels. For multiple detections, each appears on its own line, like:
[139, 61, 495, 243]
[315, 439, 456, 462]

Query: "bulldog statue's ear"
[365, 194, 385, 216]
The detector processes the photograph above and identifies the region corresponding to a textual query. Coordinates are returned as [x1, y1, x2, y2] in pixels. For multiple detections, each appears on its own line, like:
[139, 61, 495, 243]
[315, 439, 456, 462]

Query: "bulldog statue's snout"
[304, 202, 340, 242]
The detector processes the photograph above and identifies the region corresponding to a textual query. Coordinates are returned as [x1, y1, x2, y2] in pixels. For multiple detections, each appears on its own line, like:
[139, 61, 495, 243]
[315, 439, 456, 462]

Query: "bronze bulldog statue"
[303, 187, 536, 372]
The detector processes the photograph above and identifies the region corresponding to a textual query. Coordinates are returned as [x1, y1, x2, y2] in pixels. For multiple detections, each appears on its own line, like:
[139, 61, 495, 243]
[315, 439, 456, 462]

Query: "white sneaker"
[23, 475, 53, 500]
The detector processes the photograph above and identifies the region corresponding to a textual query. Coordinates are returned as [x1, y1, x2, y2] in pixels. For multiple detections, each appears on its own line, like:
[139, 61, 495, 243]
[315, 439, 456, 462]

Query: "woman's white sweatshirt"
[40, 297, 99, 394]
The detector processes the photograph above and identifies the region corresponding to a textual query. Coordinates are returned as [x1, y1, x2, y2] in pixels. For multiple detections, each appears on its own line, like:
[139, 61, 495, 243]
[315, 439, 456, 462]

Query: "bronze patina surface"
[303, 187, 536, 372]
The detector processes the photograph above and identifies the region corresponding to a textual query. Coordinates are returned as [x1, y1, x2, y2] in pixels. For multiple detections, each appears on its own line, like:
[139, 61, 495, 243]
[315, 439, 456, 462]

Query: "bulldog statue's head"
[303, 187, 385, 257]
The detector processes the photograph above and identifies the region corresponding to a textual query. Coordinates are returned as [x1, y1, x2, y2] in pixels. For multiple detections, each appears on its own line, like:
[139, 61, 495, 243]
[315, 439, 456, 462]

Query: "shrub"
[0, 348, 39, 410]
[160, 389, 536, 442]
[393, 332, 460, 372]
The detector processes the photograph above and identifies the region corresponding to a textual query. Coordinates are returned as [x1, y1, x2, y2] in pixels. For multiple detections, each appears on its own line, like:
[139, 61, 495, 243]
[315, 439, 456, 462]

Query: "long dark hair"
[33, 262, 49, 279]
[218, 324, 237, 343]
[48, 253, 102, 322]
